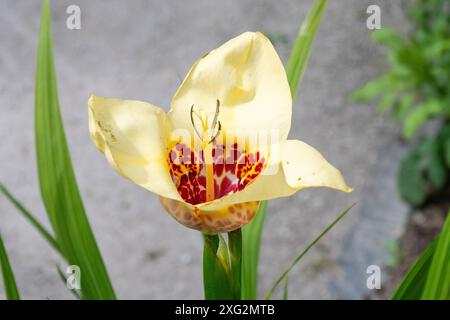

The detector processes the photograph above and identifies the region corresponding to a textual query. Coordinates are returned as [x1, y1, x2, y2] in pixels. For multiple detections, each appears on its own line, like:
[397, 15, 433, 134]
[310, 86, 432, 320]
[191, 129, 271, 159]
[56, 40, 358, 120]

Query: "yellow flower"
[88, 32, 351, 234]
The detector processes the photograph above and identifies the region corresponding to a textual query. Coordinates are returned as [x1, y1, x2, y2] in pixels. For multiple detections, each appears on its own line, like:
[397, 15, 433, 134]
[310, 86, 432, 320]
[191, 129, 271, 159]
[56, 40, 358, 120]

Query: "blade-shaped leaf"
[56, 265, 81, 300]
[35, 0, 115, 299]
[241, 201, 268, 299]
[0, 183, 60, 255]
[265, 204, 355, 299]
[0, 235, 20, 300]
[286, 0, 328, 100]
[391, 238, 436, 300]
[421, 210, 450, 299]
[283, 277, 289, 300]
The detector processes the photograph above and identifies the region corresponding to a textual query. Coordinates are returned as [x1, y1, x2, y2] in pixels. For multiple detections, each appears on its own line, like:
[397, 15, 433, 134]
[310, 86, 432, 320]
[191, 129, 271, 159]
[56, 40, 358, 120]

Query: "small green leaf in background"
[440, 125, 450, 167]
[394, 93, 415, 122]
[384, 239, 402, 268]
[34, 0, 115, 299]
[351, 75, 391, 103]
[0, 235, 20, 300]
[241, 0, 329, 300]
[377, 91, 397, 115]
[398, 150, 426, 207]
[265, 204, 355, 299]
[421, 210, 450, 299]
[403, 99, 448, 140]
[422, 139, 447, 190]
[371, 28, 403, 50]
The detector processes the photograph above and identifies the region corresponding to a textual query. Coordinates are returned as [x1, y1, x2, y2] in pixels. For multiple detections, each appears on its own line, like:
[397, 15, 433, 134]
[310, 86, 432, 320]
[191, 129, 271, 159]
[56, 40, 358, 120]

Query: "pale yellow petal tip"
[341, 184, 354, 193]
[88, 94, 104, 109]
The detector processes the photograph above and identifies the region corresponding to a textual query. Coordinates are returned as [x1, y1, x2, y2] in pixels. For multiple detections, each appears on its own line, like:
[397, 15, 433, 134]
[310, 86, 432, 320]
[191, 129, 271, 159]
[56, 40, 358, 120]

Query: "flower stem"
[203, 234, 232, 299]
[228, 228, 242, 300]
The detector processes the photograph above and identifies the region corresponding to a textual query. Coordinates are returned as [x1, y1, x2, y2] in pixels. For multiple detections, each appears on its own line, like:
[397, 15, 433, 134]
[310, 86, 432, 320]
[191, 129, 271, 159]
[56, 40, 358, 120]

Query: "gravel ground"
[0, 0, 409, 299]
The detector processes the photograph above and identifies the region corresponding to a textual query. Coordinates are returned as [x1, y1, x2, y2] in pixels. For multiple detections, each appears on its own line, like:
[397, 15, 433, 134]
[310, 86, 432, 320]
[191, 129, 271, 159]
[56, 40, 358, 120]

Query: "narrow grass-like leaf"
[421, 210, 450, 299]
[241, 0, 328, 300]
[0, 235, 20, 300]
[391, 238, 436, 300]
[203, 235, 233, 300]
[286, 0, 328, 100]
[56, 265, 81, 299]
[241, 201, 268, 299]
[0, 183, 61, 255]
[265, 204, 355, 299]
[35, 0, 115, 299]
[228, 228, 242, 300]
[283, 277, 288, 300]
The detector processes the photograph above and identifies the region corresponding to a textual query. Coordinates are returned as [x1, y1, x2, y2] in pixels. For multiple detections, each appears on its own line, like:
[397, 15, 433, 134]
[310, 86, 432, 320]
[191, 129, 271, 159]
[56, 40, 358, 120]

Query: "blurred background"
[1, 0, 447, 299]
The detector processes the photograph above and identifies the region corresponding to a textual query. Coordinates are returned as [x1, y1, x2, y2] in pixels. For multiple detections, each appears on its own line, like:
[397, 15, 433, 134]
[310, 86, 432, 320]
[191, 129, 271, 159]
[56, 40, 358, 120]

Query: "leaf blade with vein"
[0, 183, 60, 255]
[35, 0, 115, 299]
[0, 235, 20, 300]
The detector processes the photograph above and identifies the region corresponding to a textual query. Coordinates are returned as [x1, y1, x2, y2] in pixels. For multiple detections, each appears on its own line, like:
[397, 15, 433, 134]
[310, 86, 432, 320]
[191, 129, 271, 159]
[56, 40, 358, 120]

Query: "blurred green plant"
[384, 239, 403, 268]
[352, 0, 450, 207]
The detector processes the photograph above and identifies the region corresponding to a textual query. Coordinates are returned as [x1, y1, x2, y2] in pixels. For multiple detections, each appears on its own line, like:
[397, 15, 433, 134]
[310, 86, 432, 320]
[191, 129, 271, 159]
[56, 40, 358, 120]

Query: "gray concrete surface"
[0, 0, 409, 299]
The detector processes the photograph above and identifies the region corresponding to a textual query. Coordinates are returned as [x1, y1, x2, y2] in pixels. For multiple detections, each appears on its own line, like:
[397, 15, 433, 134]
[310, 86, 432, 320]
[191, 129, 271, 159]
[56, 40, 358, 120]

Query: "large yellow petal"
[169, 32, 292, 144]
[88, 95, 182, 201]
[198, 139, 352, 210]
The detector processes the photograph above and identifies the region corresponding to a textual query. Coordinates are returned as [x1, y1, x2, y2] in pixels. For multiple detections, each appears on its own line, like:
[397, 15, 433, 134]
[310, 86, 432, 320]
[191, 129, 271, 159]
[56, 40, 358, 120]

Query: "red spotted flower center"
[167, 142, 265, 205]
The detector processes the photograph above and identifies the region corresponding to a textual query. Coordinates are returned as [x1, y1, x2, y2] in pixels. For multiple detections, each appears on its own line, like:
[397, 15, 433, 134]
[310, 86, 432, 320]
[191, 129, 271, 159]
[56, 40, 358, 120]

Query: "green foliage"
[398, 124, 450, 207]
[34, 0, 115, 299]
[0, 0, 115, 299]
[241, 201, 268, 299]
[286, 0, 328, 100]
[228, 229, 242, 300]
[392, 238, 437, 299]
[0, 183, 60, 255]
[384, 239, 403, 268]
[422, 210, 450, 299]
[354, 0, 450, 207]
[203, 229, 244, 300]
[203, 234, 233, 300]
[352, 0, 450, 140]
[393, 208, 450, 300]
[0, 235, 20, 300]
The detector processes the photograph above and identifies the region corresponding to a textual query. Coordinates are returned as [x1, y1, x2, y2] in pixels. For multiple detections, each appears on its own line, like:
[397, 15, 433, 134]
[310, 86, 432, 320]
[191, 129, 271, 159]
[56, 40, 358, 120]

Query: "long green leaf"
[0, 183, 61, 255]
[286, 0, 328, 99]
[391, 238, 437, 300]
[240, 0, 328, 300]
[0, 235, 20, 300]
[203, 235, 233, 300]
[421, 210, 450, 299]
[265, 204, 355, 299]
[241, 201, 268, 299]
[35, 0, 115, 299]
[56, 265, 81, 299]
